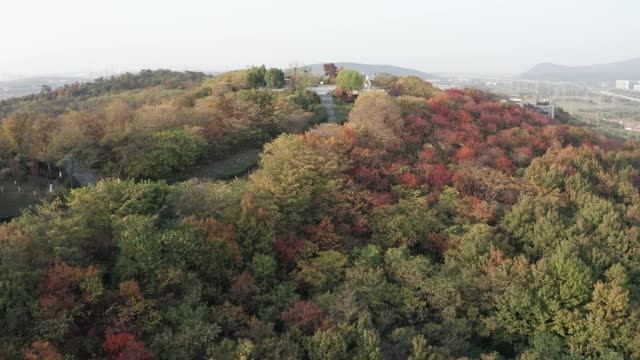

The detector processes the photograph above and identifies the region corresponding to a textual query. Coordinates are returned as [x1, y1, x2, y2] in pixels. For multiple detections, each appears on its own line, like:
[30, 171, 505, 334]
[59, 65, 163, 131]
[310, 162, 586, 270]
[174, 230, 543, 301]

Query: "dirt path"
[320, 93, 337, 122]
[309, 85, 338, 122]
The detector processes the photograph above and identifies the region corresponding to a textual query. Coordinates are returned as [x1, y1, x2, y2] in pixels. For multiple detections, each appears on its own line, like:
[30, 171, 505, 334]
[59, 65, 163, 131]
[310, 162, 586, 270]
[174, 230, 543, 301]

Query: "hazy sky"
[2, 0, 639, 76]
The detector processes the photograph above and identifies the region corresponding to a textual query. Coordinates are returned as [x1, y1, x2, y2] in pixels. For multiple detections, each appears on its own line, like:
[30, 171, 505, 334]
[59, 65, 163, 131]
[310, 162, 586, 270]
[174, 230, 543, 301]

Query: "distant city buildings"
[616, 80, 631, 90]
[614, 80, 640, 93]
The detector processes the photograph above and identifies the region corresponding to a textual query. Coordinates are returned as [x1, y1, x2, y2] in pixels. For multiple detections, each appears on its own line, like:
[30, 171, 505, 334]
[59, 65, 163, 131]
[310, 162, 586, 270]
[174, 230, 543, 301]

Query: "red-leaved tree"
[281, 300, 325, 334]
[102, 333, 153, 360]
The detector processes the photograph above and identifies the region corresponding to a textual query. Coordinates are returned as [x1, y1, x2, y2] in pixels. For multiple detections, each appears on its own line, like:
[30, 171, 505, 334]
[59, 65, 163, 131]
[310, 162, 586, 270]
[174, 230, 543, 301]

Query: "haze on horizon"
[2, 0, 639, 77]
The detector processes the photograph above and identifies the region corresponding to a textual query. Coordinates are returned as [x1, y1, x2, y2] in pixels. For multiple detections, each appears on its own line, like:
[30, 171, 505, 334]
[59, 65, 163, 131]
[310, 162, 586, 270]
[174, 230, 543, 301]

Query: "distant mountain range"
[305, 62, 433, 79]
[522, 57, 640, 81]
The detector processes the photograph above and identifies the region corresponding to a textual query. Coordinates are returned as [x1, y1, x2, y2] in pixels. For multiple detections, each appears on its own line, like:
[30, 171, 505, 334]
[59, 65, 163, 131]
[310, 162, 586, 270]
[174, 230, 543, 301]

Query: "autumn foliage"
[102, 333, 153, 360]
[281, 300, 325, 333]
[4, 75, 640, 359]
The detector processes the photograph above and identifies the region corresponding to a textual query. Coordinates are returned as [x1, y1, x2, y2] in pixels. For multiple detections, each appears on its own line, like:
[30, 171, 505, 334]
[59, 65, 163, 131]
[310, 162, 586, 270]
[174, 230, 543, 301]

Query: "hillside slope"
[0, 69, 324, 181]
[4, 73, 640, 358]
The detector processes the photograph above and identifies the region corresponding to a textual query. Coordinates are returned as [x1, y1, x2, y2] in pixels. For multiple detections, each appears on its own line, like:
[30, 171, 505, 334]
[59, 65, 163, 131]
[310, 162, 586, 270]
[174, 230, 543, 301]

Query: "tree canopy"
[336, 69, 365, 92]
[0, 69, 322, 180]
[2, 74, 640, 359]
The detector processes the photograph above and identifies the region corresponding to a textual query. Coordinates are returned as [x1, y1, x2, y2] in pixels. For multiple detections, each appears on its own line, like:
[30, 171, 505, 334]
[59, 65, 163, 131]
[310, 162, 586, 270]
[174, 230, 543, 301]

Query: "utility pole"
[291, 67, 297, 91]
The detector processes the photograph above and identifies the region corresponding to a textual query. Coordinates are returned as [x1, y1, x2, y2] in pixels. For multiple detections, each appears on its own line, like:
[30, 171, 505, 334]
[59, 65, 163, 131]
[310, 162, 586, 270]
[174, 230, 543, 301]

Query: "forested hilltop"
[3, 69, 640, 359]
[0, 67, 322, 181]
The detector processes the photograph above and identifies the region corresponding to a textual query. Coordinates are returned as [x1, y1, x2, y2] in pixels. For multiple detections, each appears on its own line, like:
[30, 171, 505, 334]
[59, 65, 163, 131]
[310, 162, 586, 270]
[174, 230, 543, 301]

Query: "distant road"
[593, 90, 640, 103]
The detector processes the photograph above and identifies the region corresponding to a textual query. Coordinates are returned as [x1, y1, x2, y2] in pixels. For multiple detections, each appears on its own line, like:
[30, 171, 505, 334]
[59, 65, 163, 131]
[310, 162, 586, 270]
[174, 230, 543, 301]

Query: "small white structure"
[633, 84, 640, 92]
[616, 80, 631, 91]
[364, 75, 374, 91]
[523, 99, 556, 119]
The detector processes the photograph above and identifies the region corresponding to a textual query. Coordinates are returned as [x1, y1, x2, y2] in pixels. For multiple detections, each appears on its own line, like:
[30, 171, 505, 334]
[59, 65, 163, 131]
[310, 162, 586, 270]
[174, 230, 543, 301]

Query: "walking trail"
[309, 85, 337, 122]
